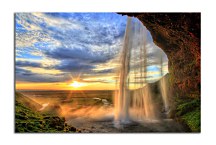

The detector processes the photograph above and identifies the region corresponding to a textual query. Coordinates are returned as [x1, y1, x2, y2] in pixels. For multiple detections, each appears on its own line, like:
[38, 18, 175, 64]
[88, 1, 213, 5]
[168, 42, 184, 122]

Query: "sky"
[15, 13, 168, 90]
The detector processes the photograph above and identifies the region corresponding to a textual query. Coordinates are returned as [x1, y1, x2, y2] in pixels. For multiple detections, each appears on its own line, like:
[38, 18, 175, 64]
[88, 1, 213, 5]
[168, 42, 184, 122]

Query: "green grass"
[15, 96, 80, 133]
[182, 108, 200, 132]
[176, 99, 200, 116]
[176, 99, 200, 132]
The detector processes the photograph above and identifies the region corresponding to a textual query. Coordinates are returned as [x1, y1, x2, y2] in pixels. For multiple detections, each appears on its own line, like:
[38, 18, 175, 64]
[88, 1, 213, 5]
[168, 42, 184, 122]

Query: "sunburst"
[69, 81, 85, 88]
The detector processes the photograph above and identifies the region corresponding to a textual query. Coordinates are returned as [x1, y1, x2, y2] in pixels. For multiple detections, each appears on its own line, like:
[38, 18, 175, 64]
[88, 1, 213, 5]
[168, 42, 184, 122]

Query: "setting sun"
[69, 81, 86, 89]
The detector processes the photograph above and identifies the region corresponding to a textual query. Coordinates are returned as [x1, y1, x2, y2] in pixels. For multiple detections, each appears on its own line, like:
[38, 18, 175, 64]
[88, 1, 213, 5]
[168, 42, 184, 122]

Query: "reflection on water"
[39, 103, 49, 111]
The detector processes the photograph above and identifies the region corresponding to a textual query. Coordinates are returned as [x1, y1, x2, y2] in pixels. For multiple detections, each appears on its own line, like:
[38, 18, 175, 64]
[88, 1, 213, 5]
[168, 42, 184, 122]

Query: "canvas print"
[15, 13, 200, 133]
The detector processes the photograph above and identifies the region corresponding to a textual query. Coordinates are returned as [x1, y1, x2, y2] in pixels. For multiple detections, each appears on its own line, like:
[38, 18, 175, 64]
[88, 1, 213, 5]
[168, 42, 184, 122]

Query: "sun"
[69, 81, 85, 89]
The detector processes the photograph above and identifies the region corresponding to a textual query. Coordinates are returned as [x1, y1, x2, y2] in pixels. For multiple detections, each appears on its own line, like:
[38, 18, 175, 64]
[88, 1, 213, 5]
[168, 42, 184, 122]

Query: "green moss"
[182, 108, 200, 132]
[176, 99, 200, 132]
[176, 99, 200, 116]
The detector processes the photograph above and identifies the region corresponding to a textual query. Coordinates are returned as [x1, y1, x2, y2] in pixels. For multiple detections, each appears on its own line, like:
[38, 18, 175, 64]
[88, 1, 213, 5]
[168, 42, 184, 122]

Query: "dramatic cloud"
[16, 60, 42, 68]
[55, 59, 95, 72]
[16, 67, 35, 76]
[16, 66, 70, 82]
[44, 47, 115, 64]
[15, 12, 168, 87]
[15, 13, 127, 83]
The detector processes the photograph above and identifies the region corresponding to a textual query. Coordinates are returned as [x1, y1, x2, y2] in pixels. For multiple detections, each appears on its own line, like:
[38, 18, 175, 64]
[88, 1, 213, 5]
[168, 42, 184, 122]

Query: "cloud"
[15, 12, 168, 85]
[44, 47, 114, 64]
[16, 12, 126, 51]
[16, 73, 70, 83]
[15, 13, 127, 84]
[93, 68, 114, 74]
[81, 75, 117, 83]
[16, 60, 42, 68]
[16, 67, 35, 76]
[55, 59, 95, 72]
[16, 66, 70, 82]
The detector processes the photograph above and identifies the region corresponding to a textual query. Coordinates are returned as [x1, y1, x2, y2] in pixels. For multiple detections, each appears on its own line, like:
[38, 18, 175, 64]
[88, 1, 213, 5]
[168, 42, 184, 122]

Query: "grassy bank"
[175, 99, 200, 132]
[15, 92, 80, 133]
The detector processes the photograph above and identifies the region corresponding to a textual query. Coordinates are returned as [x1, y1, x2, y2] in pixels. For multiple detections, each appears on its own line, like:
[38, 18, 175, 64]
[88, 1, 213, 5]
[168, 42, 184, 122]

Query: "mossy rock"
[175, 98, 200, 132]
[176, 99, 200, 116]
[182, 108, 200, 132]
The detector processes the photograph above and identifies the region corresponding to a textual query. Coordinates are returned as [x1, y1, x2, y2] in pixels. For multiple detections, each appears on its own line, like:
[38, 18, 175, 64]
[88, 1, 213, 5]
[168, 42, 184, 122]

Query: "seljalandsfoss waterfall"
[15, 13, 200, 133]
[114, 16, 170, 127]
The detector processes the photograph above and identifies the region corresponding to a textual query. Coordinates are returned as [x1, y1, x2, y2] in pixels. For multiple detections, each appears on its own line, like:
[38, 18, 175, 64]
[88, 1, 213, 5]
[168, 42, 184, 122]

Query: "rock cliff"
[120, 13, 200, 99]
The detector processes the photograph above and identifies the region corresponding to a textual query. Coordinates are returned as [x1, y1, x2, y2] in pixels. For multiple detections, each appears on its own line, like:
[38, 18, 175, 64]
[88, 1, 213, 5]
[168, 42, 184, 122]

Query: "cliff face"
[121, 13, 200, 99]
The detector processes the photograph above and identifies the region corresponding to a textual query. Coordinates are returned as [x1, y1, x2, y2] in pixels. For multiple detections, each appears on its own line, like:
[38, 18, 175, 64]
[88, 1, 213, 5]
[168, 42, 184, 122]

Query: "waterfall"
[159, 76, 170, 113]
[114, 17, 132, 124]
[159, 49, 170, 113]
[114, 16, 170, 127]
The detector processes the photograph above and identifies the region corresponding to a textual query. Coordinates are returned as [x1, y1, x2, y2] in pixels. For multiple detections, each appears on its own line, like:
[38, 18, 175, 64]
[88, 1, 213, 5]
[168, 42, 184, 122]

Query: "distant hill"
[15, 92, 42, 111]
[15, 92, 62, 116]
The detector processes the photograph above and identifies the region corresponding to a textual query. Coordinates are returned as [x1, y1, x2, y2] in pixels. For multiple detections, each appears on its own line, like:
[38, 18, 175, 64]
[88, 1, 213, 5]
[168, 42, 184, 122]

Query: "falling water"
[159, 76, 170, 113]
[114, 17, 132, 124]
[114, 16, 170, 127]
[159, 49, 170, 114]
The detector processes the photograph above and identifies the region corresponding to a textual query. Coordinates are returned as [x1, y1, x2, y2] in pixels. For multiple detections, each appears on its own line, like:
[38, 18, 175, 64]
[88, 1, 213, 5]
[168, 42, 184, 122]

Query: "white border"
[0, 0, 215, 145]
